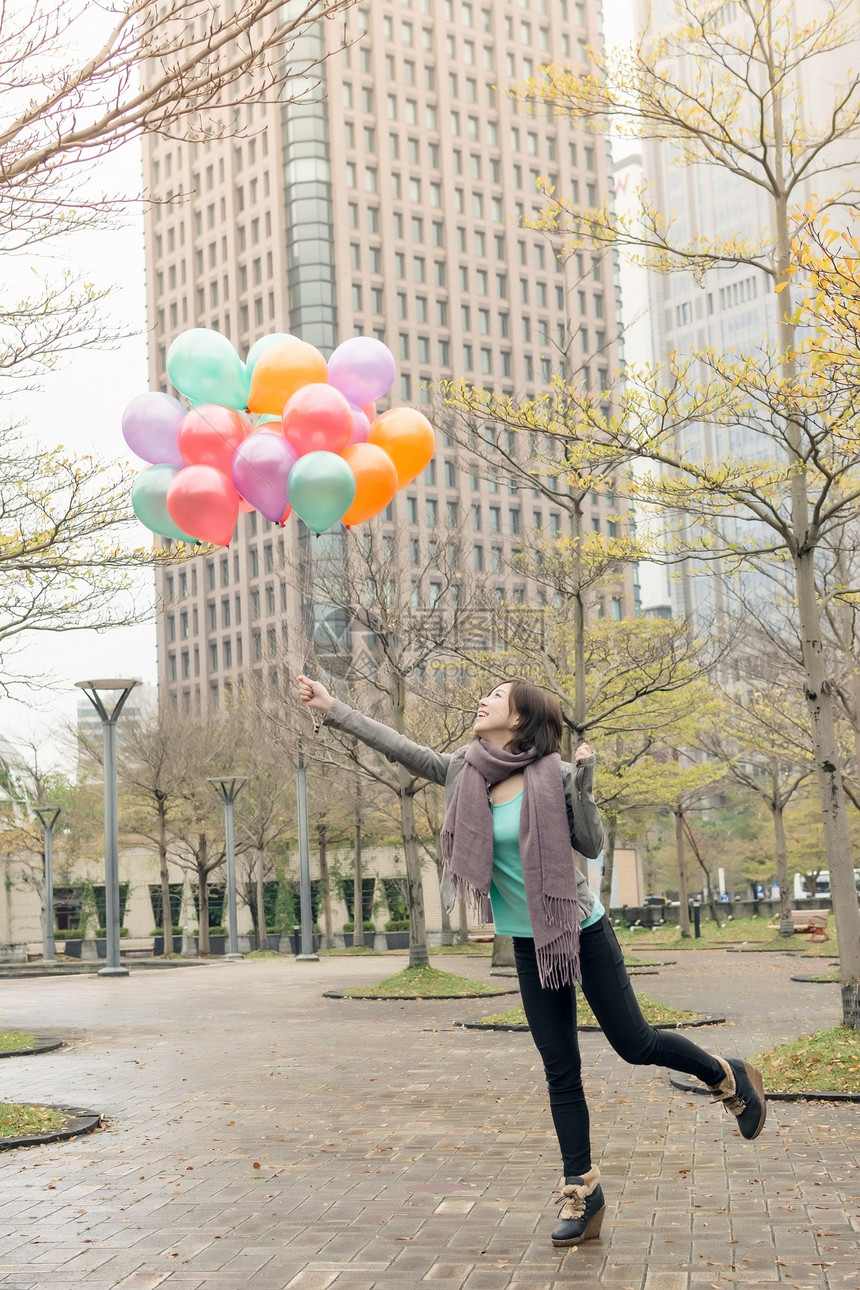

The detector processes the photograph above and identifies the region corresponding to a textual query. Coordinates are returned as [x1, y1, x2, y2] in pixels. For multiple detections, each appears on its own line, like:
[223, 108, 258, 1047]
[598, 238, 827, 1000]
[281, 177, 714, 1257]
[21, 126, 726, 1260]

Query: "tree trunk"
[599, 814, 617, 910]
[571, 494, 587, 741]
[492, 934, 515, 967]
[431, 829, 453, 945]
[317, 822, 334, 949]
[353, 795, 365, 947]
[674, 808, 691, 937]
[157, 795, 172, 955]
[197, 835, 210, 954]
[769, 93, 860, 1021]
[390, 674, 429, 966]
[398, 770, 429, 967]
[794, 548, 860, 1024]
[770, 781, 793, 936]
[255, 848, 267, 949]
[458, 894, 469, 944]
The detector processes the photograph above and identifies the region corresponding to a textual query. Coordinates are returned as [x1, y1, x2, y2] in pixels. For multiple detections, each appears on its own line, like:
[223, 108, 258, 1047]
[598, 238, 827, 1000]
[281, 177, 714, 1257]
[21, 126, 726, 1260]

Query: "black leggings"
[513, 917, 725, 1176]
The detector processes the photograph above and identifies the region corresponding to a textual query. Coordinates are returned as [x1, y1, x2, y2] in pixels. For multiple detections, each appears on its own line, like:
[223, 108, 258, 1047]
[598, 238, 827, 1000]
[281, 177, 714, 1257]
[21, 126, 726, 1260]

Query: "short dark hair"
[506, 678, 563, 758]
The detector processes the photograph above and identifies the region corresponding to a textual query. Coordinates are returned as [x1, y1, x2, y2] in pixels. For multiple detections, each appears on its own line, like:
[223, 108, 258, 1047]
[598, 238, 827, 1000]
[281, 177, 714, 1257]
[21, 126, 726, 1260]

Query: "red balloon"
[167, 465, 240, 547]
[178, 405, 251, 474]
[282, 383, 354, 457]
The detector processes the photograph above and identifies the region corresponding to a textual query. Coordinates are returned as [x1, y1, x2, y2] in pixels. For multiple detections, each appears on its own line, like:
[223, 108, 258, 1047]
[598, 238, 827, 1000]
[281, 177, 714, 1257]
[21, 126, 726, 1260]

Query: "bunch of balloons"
[124, 329, 436, 545]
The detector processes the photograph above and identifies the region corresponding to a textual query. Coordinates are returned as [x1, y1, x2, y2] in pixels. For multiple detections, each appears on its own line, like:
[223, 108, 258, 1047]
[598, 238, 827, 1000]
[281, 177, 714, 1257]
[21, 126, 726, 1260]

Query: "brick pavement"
[0, 949, 857, 1290]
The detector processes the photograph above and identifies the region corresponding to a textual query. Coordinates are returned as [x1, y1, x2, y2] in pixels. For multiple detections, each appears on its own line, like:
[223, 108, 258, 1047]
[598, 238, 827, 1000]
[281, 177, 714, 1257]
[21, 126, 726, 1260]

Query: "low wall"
[612, 898, 834, 927]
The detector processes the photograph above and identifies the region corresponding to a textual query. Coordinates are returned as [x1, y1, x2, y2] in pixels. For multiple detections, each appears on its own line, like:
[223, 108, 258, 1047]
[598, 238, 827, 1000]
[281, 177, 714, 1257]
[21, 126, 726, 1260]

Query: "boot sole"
[551, 1203, 605, 1246]
[742, 1060, 767, 1139]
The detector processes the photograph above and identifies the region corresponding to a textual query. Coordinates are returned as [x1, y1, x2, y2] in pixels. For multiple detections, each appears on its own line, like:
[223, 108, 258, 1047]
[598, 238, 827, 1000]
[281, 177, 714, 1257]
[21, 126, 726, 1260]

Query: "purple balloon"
[346, 406, 370, 446]
[122, 392, 186, 467]
[231, 431, 297, 523]
[327, 337, 396, 406]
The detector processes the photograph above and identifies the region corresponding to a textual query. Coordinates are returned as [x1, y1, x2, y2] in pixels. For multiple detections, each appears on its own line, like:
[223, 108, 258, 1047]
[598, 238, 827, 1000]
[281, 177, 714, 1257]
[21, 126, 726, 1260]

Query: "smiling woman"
[298, 671, 769, 1247]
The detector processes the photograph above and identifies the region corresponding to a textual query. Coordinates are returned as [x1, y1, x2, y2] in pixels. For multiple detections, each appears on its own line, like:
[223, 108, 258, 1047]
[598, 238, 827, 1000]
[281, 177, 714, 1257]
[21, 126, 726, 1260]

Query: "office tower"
[631, 0, 860, 623]
[143, 0, 636, 713]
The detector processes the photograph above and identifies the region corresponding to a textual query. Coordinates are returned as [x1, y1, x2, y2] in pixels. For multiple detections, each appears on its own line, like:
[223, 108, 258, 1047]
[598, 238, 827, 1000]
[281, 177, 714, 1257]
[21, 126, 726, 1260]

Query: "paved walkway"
[0, 948, 857, 1290]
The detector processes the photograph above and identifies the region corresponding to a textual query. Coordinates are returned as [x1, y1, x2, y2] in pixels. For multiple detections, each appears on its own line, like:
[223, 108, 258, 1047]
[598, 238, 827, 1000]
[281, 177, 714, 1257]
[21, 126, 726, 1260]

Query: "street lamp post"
[75, 679, 141, 977]
[208, 777, 248, 960]
[33, 806, 61, 967]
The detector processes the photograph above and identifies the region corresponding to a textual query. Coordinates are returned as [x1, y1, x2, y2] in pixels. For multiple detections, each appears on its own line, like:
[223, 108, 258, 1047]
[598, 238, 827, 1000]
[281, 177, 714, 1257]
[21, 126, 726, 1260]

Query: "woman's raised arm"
[297, 675, 452, 786]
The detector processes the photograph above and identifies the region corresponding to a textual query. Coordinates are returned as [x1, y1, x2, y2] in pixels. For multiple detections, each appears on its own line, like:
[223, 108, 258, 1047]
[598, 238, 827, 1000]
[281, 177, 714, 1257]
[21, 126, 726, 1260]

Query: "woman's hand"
[297, 674, 334, 715]
[574, 742, 593, 764]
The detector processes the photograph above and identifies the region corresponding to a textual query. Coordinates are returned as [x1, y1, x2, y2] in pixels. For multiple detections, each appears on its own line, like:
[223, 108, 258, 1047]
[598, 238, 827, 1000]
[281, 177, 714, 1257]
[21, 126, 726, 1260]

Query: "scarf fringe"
[443, 864, 492, 924]
[539, 893, 582, 988]
[536, 934, 582, 989]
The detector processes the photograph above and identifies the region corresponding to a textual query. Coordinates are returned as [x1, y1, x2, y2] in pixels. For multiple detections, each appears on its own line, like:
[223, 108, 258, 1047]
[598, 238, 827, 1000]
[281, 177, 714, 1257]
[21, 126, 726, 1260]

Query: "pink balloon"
[166, 465, 240, 547]
[178, 405, 251, 474]
[231, 431, 298, 523]
[360, 401, 377, 423]
[282, 383, 354, 456]
[346, 406, 370, 446]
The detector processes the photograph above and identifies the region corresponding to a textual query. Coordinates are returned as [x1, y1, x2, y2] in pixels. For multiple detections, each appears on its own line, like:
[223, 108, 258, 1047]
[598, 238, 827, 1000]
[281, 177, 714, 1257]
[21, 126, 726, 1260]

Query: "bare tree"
[307, 524, 480, 967]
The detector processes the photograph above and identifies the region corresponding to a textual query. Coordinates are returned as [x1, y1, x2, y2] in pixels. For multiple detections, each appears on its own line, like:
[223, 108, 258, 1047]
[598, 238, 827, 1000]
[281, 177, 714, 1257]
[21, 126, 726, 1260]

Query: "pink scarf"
[441, 739, 581, 988]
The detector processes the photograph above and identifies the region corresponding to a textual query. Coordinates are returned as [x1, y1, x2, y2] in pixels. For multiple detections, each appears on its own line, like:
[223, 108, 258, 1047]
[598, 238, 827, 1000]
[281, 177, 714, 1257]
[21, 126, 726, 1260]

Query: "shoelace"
[557, 1182, 588, 1220]
[710, 1087, 746, 1115]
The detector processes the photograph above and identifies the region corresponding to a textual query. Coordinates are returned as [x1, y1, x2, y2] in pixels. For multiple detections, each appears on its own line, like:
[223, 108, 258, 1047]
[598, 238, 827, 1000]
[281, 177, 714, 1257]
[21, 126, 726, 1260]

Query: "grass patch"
[318, 945, 380, 956]
[613, 915, 837, 957]
[795, 970, 841, 983]
[430, 942, 493, 956]
[479, 989, 703, 1029]
[0, 1103, 65, 1139]
[754, 1027, 860, 1094]
[0, 1031, 36, 1052]
[245, 950, 282, 958]
[344, 965, 504, 998]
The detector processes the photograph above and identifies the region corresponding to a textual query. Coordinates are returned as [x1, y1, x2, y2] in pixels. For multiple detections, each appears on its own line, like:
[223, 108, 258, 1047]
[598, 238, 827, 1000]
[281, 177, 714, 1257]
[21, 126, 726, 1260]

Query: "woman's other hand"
[574, 742, 593, 763]
[297, 675, 334, 714]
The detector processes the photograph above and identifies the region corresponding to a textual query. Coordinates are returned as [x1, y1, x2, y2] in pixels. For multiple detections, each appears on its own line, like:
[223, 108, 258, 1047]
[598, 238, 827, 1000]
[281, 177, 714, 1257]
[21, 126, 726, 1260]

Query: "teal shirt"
[489, 792, 605, 937]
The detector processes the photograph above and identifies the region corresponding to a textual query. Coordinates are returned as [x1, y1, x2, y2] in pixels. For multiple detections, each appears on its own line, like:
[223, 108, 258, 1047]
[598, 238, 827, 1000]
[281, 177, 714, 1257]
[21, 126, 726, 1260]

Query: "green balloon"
[246, 332, 296, 375]
[287, 451, 356, 534]
[132, 465, 197, 543]
[166, 328, 249, 410]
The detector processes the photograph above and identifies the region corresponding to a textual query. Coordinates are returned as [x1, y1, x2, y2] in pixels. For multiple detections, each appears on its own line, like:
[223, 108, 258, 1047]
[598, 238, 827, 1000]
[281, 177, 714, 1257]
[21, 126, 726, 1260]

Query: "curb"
[455, 1015, 726, 1032]
[0, 1105, 101, 1151]
[324, 987, 519, 1001]
[0, 1036, 63, 1059]
[789, 974, 840, 984]
[669, 1072, 860, 1104]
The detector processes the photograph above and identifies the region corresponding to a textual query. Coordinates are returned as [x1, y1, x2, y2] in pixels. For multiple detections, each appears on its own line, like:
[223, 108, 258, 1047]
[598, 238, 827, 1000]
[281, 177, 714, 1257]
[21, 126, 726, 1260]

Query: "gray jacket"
[323, 699, 605, 920]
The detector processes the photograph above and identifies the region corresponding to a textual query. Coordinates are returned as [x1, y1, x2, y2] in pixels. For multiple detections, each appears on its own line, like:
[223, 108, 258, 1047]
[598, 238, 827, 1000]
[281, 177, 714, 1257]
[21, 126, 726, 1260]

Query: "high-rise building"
[631, 0, 860, 623]
[143, 0, 636, 713]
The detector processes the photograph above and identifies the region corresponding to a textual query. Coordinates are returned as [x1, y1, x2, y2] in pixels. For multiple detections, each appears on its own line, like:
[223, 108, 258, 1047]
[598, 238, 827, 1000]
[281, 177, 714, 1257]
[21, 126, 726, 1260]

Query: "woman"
[297, 674, 766, 1246]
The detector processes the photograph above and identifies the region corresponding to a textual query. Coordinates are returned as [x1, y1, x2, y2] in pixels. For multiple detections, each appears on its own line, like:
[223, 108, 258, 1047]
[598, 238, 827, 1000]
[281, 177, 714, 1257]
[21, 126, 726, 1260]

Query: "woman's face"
[474, 682, 518, 741]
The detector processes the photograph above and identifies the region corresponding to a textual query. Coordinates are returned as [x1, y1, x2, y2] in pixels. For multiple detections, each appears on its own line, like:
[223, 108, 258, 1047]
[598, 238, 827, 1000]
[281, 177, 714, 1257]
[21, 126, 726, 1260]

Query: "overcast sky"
[2, 0, 636, 773]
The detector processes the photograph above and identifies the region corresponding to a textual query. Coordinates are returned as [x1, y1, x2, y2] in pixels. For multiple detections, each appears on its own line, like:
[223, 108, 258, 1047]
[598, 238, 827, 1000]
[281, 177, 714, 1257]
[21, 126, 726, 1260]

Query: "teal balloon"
[166, 328, 249, 410]
[287, 451, 356, 534]
[132, 464, 197, 543]
[246, 332, 296, 375]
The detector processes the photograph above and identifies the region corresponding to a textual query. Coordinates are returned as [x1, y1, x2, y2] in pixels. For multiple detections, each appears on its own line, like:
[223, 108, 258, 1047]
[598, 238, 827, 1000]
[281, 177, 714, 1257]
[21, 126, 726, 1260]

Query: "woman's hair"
[504, 677, 563, 757]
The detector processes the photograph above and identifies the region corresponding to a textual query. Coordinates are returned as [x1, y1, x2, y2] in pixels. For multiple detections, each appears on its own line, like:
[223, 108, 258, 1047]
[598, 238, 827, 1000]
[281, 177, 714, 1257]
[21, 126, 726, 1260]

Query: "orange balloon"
[368, 408, 435, 488]
[341, 443, 399, 526]
[247, 339, 328, 415]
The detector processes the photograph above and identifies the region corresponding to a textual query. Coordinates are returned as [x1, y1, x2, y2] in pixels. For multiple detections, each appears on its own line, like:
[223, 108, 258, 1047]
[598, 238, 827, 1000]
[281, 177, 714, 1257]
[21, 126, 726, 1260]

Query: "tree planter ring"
[323, 987, 520, 1001]
[669, 1071, 860, 1103]
[0, 1036, 63, 1059]
[455, 1015, 726, 1032]
[0, 1106, 100, 1152]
